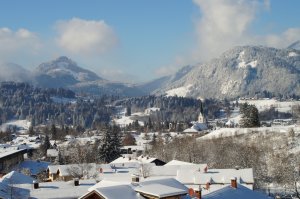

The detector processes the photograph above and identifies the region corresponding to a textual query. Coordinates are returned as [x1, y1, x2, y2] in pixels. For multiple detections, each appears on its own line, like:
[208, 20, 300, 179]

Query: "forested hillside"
[115, 95, 202, 122]
[0, 82, 114, 128]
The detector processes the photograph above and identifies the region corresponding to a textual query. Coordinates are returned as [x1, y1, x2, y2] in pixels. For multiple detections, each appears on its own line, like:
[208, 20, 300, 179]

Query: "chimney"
[204, 166, 208, 173]
[33, 181, 39, 189]
[231, 177, 237, 188]
[129, 157, 131, 161]
[74, 178, 79, 186]
[99, 168, 103, 173]
[198, 185, 202, 199]
[205, 182, 210, 190]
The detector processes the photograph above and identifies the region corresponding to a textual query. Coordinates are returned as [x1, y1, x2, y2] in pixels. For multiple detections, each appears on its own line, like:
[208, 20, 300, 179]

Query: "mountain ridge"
[147, 45, 300, 99]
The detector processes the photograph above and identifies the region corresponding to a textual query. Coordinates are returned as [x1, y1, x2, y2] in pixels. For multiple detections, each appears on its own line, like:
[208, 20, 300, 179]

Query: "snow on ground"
[198, 125, 299, 140]
[239, 99, 300, 112]
[226, 114, 241, 126]
[18, 160, 50, 175]
[238, 60, 257, 68]
[221, 80, 238, 95]
[114, 116, 144, 127]
[166, 84, 193, 97]
[237, 51, 257, 68]
[288, 52, 299, 57]
[0, 119, 31, 134]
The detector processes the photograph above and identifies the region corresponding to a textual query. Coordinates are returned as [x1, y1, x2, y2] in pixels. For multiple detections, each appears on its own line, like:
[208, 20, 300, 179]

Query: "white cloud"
[263, 28, 300, 48]
[192, 0, 300, 61]
[192, 0, 260, 61]
[0, 28, 41, 61]
[55, 18, 118, 55]
[99, 68, 141, 83]
[155, 56, 190, 76]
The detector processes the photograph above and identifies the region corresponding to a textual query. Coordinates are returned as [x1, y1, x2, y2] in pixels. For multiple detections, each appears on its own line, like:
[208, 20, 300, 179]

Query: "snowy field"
[0, 119, 31, 134]
[166, 84, 193, 97]
[113, 107, 160, 128]
[198, 125, 299, 140]
[113, 115, 145, 127]
[239, 99, 300, 112]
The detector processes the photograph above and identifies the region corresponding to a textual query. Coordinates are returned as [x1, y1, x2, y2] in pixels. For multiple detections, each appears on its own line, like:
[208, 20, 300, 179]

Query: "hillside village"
[0, 92, 300, 198]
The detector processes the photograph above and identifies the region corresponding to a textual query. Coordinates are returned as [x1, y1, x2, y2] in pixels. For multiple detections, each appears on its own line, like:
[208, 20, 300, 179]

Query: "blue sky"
[0, 0, 299, 82]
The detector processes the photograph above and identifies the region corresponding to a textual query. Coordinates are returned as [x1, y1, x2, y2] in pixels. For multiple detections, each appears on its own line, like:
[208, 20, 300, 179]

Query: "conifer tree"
[40, 135, 51, 156]
[240, 103, 260, 128]
[98, 125, 121, 163]
[98, 130, 112, 163]
[51, 124, 57, 140]
[110, 125, 121, 161]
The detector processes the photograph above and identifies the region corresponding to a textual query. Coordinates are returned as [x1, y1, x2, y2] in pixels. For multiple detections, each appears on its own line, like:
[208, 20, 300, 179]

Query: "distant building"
[0, 149, 27, 174]
[183, 108, 208, 133]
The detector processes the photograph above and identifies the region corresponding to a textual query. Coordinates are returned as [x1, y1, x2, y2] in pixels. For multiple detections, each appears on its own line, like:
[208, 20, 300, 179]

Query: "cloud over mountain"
[192, 0, 262, 61]
[55, 18, 118, 55]
[0, 28, 41, 61]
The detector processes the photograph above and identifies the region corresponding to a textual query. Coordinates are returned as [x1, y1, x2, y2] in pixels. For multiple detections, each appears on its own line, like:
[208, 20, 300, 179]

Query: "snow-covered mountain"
[33, 56, 145, 96]
[139, 65, 195, 94]
[150, 46, 300, 99]
[287, 40, 300, 50]
[34, 56, 102, 88]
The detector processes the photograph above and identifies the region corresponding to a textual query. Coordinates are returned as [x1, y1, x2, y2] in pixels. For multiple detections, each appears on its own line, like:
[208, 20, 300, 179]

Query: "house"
[0, 148, 27, 174]
[143, 161, 254, 192]
[120, 145, 144, 157]
[79, 178, 190, 199]
[202, 179, 270, 199]
[99, 159, 253, 194]
[79, 185, 143, 199]
[17, 160, 50, 176]
[46, 149, 59, 162]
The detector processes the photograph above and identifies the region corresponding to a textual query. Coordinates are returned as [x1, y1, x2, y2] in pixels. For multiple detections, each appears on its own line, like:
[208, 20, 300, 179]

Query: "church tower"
[198, 103, 206, 123]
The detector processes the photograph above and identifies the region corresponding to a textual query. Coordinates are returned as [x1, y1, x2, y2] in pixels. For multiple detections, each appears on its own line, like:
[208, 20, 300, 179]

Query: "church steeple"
[198, 102, 206, 123]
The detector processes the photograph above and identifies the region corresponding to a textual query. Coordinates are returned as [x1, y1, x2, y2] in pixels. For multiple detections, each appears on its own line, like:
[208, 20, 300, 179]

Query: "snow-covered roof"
[85, 185, 144, 199]
[0, 181, 30, 199]
[47, 165, 60, 174]
[0, 171, 35, 184]
[176, 168, 254, 185]
[183, 122, 208, 133]
[165, 160, 197, 166]
[0, 148, 27, 160]
[135, 184, 187, 198]
[140, 178, 188, 192]
[84, 177, 188, 199]
[46, 149, 58, 157]
[99, 164, 115, 173]
[28, 179, 97, 199]
[110, 155, 159, 166]
[88, 180, 132, 191]
[18, 160, 49, 175]
[62, 163, 97, 177]
[150, 164, 208, 177]
[204, 184, 269, 199]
